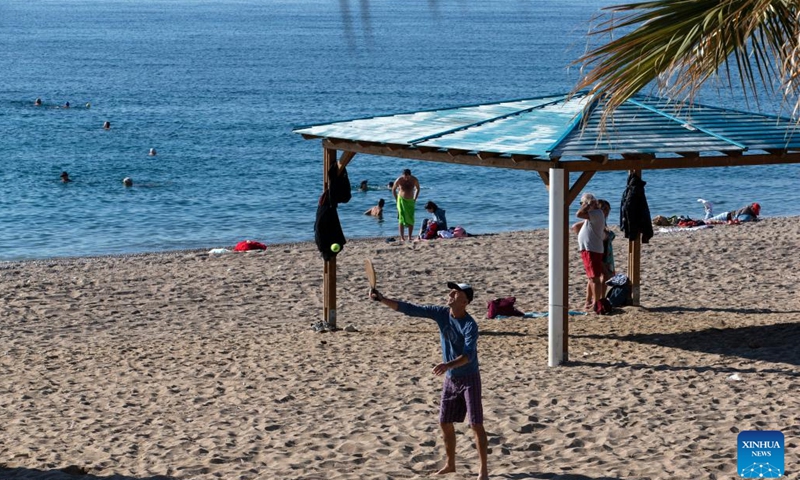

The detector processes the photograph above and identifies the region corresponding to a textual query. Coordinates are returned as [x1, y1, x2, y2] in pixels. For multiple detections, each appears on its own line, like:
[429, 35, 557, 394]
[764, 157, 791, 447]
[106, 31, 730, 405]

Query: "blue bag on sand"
[605, 274, 632, 308]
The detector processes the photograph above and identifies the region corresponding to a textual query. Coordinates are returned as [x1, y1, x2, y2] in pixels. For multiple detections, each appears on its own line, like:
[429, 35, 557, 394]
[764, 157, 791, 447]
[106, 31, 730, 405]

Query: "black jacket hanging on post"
[620, 173, 654, 243]
[313, 161, 352, 260]
[314, 190, 347, 260]
[327, 162, 352, 205]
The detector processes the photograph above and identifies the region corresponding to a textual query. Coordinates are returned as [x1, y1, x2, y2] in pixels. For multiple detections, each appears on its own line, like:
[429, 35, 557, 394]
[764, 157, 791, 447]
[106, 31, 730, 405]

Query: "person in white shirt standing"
[576, 193, 606, 311]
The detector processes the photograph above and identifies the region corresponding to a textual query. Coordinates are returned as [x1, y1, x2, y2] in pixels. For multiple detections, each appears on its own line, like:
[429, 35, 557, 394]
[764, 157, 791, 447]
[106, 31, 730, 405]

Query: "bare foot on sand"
[436, 464, 455, 475]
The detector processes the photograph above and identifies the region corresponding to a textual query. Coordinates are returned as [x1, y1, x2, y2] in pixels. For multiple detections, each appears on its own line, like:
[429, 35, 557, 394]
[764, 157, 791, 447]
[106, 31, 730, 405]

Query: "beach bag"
[234, 240, 267, 251]
[606, 284, 632, 307]
[605, 274, 632, 307]
[487, 297, 524, 319]
[422, 221, 439, 240]
[594, 298, 613, 315]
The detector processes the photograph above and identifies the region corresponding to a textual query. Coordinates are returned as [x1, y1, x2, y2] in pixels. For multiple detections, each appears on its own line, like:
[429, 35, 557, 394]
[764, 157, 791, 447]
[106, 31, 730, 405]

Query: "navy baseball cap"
[446, 282, 474, 303]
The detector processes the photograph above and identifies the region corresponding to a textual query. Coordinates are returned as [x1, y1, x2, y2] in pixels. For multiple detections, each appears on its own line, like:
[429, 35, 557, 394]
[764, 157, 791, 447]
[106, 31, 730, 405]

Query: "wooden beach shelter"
[295, 92, 800, 366]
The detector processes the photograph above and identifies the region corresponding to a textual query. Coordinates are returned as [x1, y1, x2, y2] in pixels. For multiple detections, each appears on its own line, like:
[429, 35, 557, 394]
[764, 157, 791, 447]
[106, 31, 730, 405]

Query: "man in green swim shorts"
[391, 168, 421, 241]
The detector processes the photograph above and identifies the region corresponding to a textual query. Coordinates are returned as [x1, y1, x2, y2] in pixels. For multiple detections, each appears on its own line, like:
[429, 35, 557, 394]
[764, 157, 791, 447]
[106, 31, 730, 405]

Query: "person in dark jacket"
[620, 173, 654, 243]
[418, 201, 448, 239]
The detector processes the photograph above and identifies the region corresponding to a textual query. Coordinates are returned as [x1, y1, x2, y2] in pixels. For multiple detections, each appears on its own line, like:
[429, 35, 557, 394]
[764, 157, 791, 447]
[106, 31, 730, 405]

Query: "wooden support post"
[323, 147, 338, 327]
[627, 169, 642, 306]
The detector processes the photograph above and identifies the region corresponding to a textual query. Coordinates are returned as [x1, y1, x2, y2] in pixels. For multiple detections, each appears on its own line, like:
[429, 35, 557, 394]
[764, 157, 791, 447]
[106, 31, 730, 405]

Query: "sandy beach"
[1, 217, 798, 479]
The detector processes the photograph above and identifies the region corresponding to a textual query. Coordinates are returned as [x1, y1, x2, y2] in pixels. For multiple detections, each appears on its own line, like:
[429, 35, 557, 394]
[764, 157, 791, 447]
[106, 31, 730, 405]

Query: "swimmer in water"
[34, 98, 42, 106]
[149, 148, 157, 156]
[103, 121, 111, 130]
[122, 177, 133, 187]
[60, 171, 72, 183]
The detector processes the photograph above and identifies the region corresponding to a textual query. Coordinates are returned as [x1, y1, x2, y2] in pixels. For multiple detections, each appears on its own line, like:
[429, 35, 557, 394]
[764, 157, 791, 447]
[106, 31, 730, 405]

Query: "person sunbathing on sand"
[708, 202, 761, 223]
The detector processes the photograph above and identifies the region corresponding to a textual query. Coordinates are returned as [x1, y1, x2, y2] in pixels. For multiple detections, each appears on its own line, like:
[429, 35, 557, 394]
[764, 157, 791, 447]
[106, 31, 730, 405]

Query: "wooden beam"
[566, 171, 595, 205]
[627, 169, 642, 307]
[416, 146, 438, 153]
[511, 154, 534, 163]
[477, 151, 499, 161]
[677, 152, 699, 158]
[538, 171, 549, 189]
[585, 154, 608, 164]
[338, 151, 356, 171]
[323, 147, 338, 328]
[562, 152, 800, 171]
[321, 139, 555, 172]
[446, 149, 469, 158]
[622, 153, 655, 161]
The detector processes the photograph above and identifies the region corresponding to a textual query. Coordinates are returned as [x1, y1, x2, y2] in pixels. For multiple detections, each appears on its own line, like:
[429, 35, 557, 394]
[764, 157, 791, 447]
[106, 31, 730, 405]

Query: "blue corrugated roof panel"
[416, 96, 587, 156]
[294, 96, 567, 146]
[551, 100, 739, 156]
[295, 93, 800, 159]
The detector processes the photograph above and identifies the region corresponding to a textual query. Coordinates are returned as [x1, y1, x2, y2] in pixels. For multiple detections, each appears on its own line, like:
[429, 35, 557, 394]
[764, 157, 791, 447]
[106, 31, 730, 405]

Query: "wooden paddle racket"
[365, 258, 379, 301]
[365, 258, 377, 289]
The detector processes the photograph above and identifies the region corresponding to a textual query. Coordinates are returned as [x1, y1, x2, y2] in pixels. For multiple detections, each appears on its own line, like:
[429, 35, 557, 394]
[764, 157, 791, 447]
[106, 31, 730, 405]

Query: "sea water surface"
[1, 0, 798, 261]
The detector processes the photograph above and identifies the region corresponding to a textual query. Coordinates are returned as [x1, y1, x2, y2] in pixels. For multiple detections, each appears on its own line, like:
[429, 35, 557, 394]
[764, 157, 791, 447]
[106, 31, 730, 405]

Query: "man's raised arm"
[369, 289, 399, 310]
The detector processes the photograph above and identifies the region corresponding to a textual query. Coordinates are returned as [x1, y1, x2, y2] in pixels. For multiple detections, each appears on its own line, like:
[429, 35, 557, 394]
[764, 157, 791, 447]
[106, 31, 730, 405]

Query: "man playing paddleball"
[369, 282, 488, 480]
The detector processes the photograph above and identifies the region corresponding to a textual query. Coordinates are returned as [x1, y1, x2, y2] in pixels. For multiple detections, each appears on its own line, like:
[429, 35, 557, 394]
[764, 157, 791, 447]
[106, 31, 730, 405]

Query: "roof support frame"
[300, 95, 800, 367]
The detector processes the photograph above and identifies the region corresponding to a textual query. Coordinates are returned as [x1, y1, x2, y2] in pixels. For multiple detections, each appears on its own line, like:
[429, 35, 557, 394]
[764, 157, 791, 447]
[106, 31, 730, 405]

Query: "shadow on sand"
[572, 321, 800, 371]
[498, 472, 623, 479]
[480, 331, 528, 337]
[642, 305, 800, 315]
[0, 465, 174, 480]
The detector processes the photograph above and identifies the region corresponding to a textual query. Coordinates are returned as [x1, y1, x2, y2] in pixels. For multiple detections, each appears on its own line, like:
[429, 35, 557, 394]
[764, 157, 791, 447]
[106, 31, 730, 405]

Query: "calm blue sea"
[1, 0, 798, 261]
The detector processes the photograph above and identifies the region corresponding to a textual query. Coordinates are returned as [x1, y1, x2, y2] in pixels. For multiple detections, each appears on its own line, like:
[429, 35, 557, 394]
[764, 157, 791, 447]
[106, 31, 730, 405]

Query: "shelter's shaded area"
[0, 465, 174, 480]
[574, 321, 800, 369]
[644, 306, 800, 315]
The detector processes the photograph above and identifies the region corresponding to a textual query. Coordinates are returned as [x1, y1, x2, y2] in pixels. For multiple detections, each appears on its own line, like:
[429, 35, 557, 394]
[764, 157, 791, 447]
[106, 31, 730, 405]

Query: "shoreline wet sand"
[1, 217, 798, 479]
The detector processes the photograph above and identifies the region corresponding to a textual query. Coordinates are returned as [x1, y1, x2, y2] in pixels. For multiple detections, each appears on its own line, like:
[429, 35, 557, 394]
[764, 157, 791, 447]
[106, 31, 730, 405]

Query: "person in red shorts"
[576, 193, 606, 311]
[369, 282, 488, 480]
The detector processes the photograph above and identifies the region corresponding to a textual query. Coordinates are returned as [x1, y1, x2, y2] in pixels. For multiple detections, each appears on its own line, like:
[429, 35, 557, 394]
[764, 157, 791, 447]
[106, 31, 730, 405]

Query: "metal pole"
[548, 168, 567, 366]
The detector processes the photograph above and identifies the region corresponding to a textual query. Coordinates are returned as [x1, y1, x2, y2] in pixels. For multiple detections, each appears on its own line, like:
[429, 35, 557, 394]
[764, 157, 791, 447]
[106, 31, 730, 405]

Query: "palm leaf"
[573, 0, 800, 124]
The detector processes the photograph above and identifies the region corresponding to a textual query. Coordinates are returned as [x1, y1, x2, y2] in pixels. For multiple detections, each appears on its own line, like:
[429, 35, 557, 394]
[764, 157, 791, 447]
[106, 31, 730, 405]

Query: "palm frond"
[574, 0, 800, 124]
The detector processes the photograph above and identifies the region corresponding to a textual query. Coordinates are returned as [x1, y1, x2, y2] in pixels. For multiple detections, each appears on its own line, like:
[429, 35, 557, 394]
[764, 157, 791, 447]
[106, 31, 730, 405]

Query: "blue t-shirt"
[397, 302, 479, 377]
